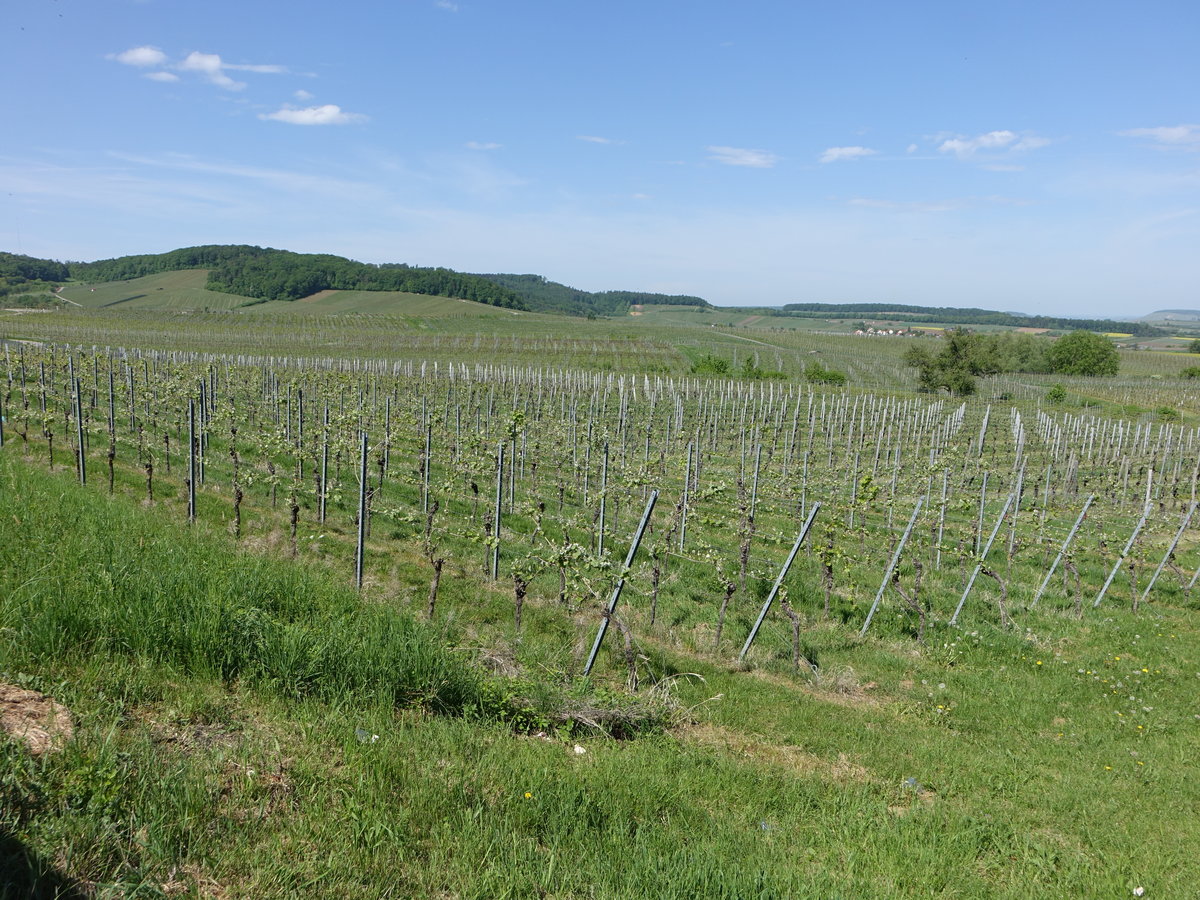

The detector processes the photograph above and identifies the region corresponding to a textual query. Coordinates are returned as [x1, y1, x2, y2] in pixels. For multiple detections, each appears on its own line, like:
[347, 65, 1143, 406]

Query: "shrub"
[804, 361, 847, 386]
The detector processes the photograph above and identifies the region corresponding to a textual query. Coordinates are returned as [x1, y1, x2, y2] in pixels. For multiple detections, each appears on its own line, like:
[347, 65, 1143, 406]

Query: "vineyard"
[4, 341, 1200, 671]
[3, 331, 1200, 896]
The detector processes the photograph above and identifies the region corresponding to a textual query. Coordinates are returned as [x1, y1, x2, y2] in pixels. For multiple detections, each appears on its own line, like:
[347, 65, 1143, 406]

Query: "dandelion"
[1105, 765, 1113, 770]
[524, 791, 533, 799]
[1036, 660, 1043, 666]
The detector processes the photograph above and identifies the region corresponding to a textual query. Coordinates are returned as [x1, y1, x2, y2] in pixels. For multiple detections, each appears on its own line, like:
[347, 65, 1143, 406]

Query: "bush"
[1181, 367, 1200, 379]
[804, 361, 847, 385]
[1157, 406, 1182, 423]
[1045, 384, 1067, 404]
[691, 354, 732, 376]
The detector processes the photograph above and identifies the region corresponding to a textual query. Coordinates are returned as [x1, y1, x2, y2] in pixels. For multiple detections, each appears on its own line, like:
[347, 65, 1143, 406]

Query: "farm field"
[58, 270, 252, 312]
[3, 305, 1200, 896]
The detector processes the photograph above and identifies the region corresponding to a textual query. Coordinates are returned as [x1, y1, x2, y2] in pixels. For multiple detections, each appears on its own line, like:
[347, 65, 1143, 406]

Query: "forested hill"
[66, 246, 528, 310]
[476, 273, 711, 317]
[780, 302, 1161, 336]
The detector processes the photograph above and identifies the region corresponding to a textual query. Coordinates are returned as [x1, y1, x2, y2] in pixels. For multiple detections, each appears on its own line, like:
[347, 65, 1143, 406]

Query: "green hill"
[60, 245, 524, 310]
[475, 273, 711, 317]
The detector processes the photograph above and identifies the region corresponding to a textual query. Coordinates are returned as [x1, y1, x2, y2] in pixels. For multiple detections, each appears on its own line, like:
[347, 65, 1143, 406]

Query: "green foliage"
[740, 357, 786, 380]
[1180, 366, 1200, 379]
[691, 354, 732, 375]
[1156, 405, 1181, 422]
[0, 251, 69, 305]
[470, 273, 711, 318]
[1047, 330, 1120, 376]
[803, 360, 847, 385]
[1189, 339, 1200, 354]
[1045, 383, 1067, 404]
[0, 251, 69, 283]
[903, 328, 998, 395]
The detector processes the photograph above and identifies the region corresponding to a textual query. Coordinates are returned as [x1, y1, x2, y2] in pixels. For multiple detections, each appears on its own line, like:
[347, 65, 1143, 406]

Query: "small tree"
[1047, 331, 1119, 376]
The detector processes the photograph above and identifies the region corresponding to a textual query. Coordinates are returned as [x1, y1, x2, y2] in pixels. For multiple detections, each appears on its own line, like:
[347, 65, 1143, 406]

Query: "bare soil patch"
[678, 722, 870, 783]
[0, 683, 74, 755]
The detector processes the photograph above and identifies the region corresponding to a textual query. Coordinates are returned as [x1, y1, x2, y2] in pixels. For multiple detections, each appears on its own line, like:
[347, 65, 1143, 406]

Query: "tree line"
[780, 302, 1161, 337]
[904, 329, 1121, 395]
[477, 273, 710, 317]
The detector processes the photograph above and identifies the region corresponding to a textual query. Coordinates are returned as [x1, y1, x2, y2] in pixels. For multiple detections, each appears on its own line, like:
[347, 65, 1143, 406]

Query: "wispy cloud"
[577, 135, 619, 145]
[144, 71, 179, 83]
[179, 52, 246, 90]
[850, 195, 1028, 213]
[820, 146, 876, 164]
[294, 89, 314, 101]
[1119, 124, 1200, 148]
[938, 130, 1048, 159]
[707, 146, 779, 168]
[259, 104, 368, 126]
[466, 141, 502, 150]
[435, 0, 459, 10]
[111, 46, 167, 67]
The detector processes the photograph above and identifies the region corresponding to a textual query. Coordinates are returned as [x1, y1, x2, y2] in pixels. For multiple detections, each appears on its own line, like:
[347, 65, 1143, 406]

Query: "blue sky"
[2, 0, 1198, 316]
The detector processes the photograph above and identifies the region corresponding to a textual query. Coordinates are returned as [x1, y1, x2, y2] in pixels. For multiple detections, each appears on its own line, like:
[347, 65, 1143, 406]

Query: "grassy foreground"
[2, 454, 1200, 897]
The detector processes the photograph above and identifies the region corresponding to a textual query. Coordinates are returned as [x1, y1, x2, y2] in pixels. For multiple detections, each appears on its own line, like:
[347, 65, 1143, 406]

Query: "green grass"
[58, 270, 251, 312]
[248, 289, 520, 317]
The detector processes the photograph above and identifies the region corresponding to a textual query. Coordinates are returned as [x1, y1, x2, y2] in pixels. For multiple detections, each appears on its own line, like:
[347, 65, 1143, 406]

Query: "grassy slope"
[58, 270, 251, 311]
[57, 270, 533, 320]
[247, 289, 518, 317]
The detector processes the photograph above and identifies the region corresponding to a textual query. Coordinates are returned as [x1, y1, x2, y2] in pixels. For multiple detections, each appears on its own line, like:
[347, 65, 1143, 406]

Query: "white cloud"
[906, 144, 918, 154]
[259, 104, 368, 125]
[144, 71, 179, 83]
[466, 141, 502, 150]
[178, 51, 245, 89]
[294, 89, 314, 101]
[1120, 124, 1200, 148]
[435, 0, 459, 9]
[707, 146, 779, 168]
[577, 135, 618, 144]
[938, 130, 1048, 159]
[819, 146, 877, 164]
[112, 46, 167, 67]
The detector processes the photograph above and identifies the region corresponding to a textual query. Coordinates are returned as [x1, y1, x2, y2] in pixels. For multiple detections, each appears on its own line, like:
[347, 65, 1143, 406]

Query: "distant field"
[248, 289, 518, 317]
[631, 305, 850, 332]
[58, 269, 250, 311]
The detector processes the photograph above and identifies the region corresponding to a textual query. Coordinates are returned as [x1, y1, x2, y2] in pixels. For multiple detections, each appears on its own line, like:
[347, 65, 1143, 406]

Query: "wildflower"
[1036, 661, 1043, 666]
[524, 792, 533, 799]
[1105, 765, 1113, 770]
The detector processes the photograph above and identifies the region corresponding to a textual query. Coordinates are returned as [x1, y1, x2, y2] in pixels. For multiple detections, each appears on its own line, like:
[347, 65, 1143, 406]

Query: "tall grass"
[0, 456, 480, 713]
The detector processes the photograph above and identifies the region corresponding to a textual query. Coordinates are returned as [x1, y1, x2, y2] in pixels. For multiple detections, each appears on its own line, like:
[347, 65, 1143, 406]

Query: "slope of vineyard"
[3, 337, 1200, 896]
